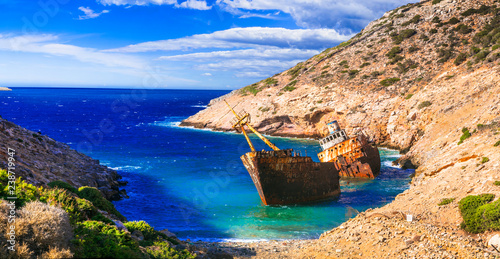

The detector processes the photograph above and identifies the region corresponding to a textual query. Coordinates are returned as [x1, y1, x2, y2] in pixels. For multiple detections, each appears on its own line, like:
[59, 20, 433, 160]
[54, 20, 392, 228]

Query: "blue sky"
[0, 0, 415, 89]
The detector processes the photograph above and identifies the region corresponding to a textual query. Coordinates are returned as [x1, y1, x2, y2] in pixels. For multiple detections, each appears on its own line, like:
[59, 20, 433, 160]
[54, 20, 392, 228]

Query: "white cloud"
[176, 0, 211, 10]
[98, 0, 211, 10]
[0, 34, 145, 69]
[235, 71, 269, 78]
[98, 0, 177, 6]
[158, 48, 319, 61]
[78, 6, 110, 20]
[216, 0, 417, 30]
[201, 72, 212, 76]
[107, 27, 351, 53]
[196, 59, 300, 71]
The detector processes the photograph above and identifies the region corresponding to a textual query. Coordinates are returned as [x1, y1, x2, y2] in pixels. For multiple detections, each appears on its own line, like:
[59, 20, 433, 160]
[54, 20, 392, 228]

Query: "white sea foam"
[110, 165, 142, 172]
[191, 105, 207, 108]
[181, 237, 279, 243]
[152, 120, 181, 128]
[383, 160, 400, 168]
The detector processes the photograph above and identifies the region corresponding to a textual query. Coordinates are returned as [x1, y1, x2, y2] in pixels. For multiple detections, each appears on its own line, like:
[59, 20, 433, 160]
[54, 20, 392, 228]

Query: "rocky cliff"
[182, 0, 500, 256]
[0, 117, 126, 200]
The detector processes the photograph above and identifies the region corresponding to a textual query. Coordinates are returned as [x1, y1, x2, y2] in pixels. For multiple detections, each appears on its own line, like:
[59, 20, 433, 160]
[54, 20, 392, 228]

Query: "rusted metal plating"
[317, 122, 381, 178]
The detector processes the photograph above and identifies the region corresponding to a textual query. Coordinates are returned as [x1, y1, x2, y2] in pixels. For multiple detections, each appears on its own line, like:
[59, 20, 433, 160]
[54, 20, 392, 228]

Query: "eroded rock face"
[0, 117, 126, 201]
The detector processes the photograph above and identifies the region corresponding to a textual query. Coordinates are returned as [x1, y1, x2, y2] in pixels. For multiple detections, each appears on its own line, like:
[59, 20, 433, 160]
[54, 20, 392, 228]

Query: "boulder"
[131, 230, 144, 242]
[488, 234, 500, 251]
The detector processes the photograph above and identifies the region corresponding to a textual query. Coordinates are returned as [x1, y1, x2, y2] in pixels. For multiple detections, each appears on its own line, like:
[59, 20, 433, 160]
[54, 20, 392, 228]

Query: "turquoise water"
[0, 88, 413, 241]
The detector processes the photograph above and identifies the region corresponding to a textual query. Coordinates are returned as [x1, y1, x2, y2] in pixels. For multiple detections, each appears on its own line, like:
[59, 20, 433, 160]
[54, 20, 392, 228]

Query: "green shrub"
[240, 84, 260, 96]
[371, 71, 383, 77]
[459, 194, 497, 233]
[287, 63, 303, 79]
[339, 60, 348, 66]
[123, 221, 176, 247]
[402, 15, 421, 26]
[461, 5, 493, 17]
[72, 221, 142, 258]
[380, 78, 400, 86]
[438, 198, 455, 206]
[0, 170, 42, 207]
[454, 53, 467, 65]
[360, 62, 370, 68]
[481, 157, 490, 164]
[263, 78, 278, 85]
[40, 188, 98, 224]
[48, 180, 78, 194]
[455, 24, 472, 34]
[282, 80, 297, 92]
[470, 46, 481, 55]
[459, 194, 495, 219]
[408, 46, 419, 53]
[386, 46, 402, 58]
[432, 16, 441, 23]
[418, 101, 432, 109]
[405, 94, 413, 99]
[348, 70, 360, 78]
[437, 47, 455, 63]
[494, 181, 500, 186]
[146, 241, 195, 259]
[494, 140, 500, 147]
[387, 55, 404, 65]
[475, 50, 490, 61]
[91, 214, 115, 225]
[447, 17, 460, 25]
[457, 127, 471, 145]
[432, 0, 442, 4]
[493, 45, 500, 51]
[400, 29, 417, 38]
[78, 186, 125, 221]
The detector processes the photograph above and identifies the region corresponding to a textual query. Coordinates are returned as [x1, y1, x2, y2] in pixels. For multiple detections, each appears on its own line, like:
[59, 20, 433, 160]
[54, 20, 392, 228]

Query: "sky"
[0, 0, 416, 89]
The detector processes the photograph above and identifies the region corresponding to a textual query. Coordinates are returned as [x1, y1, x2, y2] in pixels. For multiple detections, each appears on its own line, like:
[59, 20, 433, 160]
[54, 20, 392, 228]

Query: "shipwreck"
[317, 121, 381, 178]
[225, 101, 340, 205]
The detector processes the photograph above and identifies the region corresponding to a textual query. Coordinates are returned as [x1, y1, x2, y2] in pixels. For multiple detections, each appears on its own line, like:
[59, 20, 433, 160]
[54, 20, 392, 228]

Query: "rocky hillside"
[182, 0, 500, 166]
[0, 117, 126, 200]
[182, 0, 500, 256]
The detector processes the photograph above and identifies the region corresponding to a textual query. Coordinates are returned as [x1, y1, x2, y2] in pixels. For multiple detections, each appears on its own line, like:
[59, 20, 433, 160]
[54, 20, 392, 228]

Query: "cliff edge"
[0, 117, 126, 200]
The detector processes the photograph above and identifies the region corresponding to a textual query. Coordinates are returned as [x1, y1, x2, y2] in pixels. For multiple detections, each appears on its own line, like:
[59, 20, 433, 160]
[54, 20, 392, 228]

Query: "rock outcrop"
[0, 87, 11, 91]
[0, 117, 126, 200]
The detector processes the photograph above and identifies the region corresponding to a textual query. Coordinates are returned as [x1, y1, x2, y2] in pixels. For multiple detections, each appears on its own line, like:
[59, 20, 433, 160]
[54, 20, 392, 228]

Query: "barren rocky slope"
[0, 117, 126, 200]
[181, 0, 500, 257]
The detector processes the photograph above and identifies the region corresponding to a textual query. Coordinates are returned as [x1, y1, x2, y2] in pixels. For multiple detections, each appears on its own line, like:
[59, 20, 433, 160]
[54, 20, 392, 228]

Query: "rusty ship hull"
[241, 149, 340, 205]
[318, 134, 381, 178]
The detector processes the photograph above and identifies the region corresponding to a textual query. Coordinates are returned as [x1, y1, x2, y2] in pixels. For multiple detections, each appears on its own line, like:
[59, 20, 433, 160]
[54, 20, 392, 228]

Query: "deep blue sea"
[0, 88, 413, 241]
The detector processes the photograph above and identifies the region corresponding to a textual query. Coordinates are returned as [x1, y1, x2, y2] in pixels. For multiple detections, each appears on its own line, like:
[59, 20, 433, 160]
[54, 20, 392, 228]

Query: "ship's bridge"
[319, 121, 348, 150]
